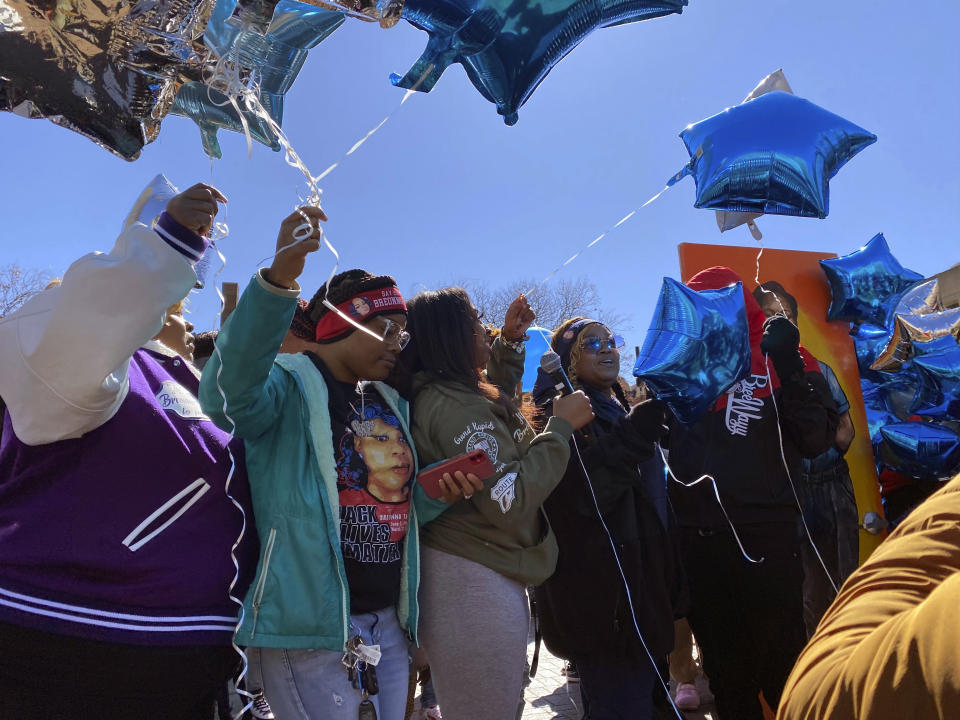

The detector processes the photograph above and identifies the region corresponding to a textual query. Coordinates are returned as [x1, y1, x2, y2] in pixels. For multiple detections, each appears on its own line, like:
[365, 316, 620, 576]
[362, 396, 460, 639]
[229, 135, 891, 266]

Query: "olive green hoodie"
[410, 358, 573, 586]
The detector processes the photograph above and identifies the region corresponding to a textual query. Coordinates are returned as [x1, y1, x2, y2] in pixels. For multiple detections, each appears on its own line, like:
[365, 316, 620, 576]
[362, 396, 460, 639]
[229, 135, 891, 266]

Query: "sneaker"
[249, 691, 275, 720]
[418, 705, 443, 720]
[674, 682, 700, 711]
[561, 661, 580, 683]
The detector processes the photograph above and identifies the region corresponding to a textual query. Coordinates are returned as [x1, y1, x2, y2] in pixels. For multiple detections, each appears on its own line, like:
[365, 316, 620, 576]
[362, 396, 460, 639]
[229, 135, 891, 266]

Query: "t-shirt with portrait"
[305, 353, 414, 613]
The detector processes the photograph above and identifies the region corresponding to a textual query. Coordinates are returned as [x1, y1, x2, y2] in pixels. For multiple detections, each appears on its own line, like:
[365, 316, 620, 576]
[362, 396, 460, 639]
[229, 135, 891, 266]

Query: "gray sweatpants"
[418, 546, 530, 720]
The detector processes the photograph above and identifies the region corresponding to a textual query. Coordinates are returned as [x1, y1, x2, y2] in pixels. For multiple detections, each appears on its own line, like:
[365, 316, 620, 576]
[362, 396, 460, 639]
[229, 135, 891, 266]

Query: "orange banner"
[678, 243, 883, 562]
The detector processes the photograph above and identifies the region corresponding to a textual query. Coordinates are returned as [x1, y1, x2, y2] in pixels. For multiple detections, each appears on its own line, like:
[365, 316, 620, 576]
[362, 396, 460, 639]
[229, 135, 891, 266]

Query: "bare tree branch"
[0, 264, 51, 318]
[439, 275, 641, 381]
[452, 275, 632, 332]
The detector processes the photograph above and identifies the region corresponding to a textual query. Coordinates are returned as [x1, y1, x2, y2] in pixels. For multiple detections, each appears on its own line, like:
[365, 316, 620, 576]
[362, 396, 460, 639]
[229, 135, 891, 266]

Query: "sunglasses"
[580, 334, 624, 353]
[376, 317, 411, 350]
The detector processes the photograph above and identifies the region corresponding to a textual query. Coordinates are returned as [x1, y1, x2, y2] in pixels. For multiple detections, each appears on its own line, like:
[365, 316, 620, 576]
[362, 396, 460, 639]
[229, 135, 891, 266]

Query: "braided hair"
[306, 269, 400, 344]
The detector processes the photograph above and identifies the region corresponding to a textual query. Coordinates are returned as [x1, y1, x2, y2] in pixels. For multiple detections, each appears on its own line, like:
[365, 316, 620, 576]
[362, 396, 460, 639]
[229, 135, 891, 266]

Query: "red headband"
[314, 286, 407, 342]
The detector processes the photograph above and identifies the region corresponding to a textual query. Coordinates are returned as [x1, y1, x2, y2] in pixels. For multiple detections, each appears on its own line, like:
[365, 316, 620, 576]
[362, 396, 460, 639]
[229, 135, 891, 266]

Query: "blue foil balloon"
[171, 0, 344, 157]
[521, 327, 553, 393]
[392, 0, 687, 125]
[864, 404, 898, 445]
[633, 277, 750, 426]
[671, 91, 876, 219]
[877, 421, 960, 478]
[819, 233, 923, 327]
[912, 344, 960, 421]
[851, 322, 894, 381]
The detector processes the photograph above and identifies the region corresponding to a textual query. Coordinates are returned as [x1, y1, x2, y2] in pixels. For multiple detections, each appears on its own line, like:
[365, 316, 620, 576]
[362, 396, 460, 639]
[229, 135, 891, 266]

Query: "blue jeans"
[254, 607, 410, 720]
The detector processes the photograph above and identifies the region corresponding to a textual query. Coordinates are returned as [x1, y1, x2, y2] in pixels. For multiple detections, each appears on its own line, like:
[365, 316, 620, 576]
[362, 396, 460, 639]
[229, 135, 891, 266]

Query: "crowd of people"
[0, 184, 956, 720]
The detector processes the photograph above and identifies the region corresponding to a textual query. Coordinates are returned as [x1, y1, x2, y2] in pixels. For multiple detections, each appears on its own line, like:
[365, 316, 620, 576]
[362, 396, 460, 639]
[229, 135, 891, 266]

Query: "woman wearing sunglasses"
[531, 318, 681, 720]
[396, 288, 595, 720]
[199, 210, 480, 720]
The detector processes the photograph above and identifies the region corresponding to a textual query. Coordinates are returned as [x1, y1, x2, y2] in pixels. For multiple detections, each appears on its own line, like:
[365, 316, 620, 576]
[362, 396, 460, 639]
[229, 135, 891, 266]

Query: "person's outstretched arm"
[199, 207, 326, 439]
[0, 184, 224, 445]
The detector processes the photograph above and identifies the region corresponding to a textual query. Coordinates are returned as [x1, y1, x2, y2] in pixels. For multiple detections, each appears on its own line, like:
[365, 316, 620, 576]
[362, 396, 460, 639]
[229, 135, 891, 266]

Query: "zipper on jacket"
[250, 527, 277, 638]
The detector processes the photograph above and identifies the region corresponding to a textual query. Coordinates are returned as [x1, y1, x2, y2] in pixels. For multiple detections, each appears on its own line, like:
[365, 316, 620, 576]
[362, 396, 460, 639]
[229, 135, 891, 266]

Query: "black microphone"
[540, 351, 575, 396]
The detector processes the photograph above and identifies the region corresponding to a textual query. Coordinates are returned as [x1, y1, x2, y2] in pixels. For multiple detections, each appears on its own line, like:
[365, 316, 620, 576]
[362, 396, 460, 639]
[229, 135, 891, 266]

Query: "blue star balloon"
[864, 402, 899, 445]
[819, 233, 923, 328]
[521, 327, 553, 393]
[171, 0, 344, 157]
[633, 277, 750, 426]
[392, 0, 687, 125]
[670, 91, 876, 219]
[877, 421, 960, 478]
[852, 322, 894, 381]
[911, 344, 960, 421]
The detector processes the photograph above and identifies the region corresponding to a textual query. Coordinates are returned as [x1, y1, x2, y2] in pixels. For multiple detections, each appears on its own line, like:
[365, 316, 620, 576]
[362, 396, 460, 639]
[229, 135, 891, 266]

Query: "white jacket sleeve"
[0, 214, 207, 445]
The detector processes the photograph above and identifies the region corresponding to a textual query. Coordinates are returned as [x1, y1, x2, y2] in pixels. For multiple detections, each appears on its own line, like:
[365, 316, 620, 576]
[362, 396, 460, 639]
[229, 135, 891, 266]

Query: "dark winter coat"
[535, 403, 682, 662]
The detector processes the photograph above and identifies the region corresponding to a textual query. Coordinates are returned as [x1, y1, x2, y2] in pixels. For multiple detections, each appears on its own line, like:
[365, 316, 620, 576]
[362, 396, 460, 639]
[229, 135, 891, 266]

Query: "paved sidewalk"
[409, 639, 717, 720]
[519, 642, 716, 720]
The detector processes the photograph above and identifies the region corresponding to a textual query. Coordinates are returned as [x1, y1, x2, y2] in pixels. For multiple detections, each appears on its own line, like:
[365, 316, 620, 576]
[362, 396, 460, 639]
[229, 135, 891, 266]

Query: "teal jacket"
[199, 273, 447, 650]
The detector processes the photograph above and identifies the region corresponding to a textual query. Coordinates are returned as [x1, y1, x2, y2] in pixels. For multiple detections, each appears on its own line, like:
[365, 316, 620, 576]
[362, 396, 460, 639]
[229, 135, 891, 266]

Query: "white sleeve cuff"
[256, 269, 301, 298]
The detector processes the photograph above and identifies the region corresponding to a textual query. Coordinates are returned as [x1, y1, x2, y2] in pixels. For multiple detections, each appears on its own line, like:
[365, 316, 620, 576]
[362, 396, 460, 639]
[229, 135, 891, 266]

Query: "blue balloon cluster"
[671, 91, 876, 219]
[633, 277, 750, 426]
[172, 0, 344, 157]
[392, 0, 687, 125]
[828, 237, 960, 479]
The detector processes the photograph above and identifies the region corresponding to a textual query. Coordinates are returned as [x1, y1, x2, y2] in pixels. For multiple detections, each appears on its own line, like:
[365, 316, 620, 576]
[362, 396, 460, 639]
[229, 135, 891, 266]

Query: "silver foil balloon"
[633, 277, 750, 426]
[871, 305, 960, 372]
[0, 0, 215, 159]
[673, 91, 876, 219]
[897, 277, 942, 317]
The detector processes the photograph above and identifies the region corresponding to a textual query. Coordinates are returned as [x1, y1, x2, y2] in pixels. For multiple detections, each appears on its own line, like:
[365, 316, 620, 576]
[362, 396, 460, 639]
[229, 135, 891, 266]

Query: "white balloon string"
[754, 242, 765, 287]
[195, 157, 254, 718]
[753, 246, 835, 590]
[212, 330, 256, 720]
[311, 64, 432, 184]
[570, 437, 683, 720]
[192, 44, 433, 719]
[657, 443, 765, 564]
[523, 183, 673, 297]
[763, 358, 840, 594]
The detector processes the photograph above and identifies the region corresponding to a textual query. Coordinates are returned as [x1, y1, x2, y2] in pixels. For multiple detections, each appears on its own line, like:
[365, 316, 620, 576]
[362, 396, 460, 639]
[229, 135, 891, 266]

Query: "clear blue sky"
[2, 0, 958, 352]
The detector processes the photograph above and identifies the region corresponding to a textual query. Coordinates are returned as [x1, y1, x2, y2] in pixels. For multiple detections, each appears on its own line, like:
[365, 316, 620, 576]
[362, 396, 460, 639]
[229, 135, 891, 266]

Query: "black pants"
[576, 652, 658, 720]
[0, 622, 239, 720]
[681, 523, 806, 720]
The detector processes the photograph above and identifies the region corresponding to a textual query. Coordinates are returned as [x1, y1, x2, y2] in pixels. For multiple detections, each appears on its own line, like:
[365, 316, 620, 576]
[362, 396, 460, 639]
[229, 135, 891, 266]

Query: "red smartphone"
[417, 449, 495, 500]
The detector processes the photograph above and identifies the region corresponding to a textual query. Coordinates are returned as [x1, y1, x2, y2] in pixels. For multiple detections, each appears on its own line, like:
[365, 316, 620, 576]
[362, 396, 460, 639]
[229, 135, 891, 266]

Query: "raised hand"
[502, 293, 535, 341]
[265, 206, 328, 289]
[165, 183, 227, 236]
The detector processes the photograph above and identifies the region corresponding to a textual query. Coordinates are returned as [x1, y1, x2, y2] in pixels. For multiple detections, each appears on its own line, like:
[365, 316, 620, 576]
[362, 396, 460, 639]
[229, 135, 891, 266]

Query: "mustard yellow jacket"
[777, 473, 960, 720]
